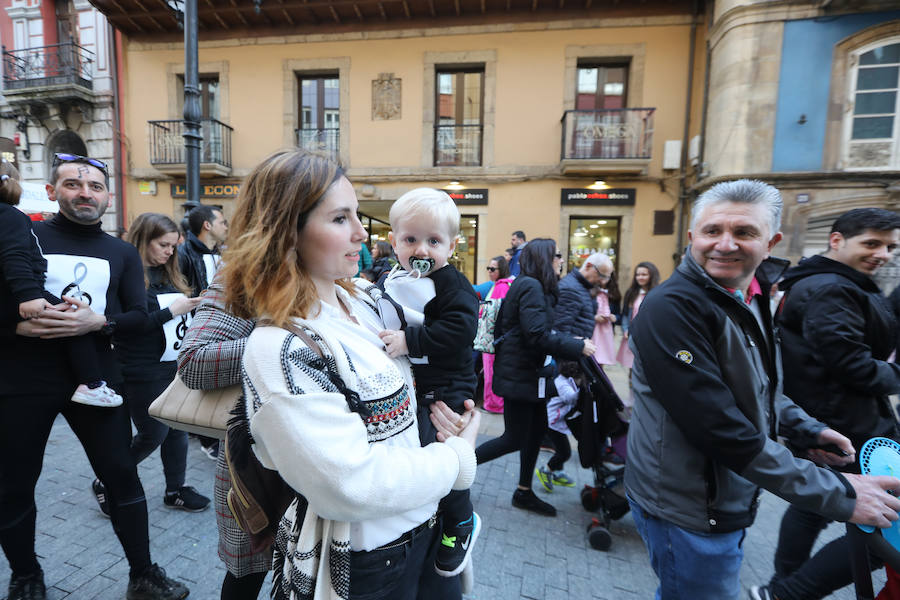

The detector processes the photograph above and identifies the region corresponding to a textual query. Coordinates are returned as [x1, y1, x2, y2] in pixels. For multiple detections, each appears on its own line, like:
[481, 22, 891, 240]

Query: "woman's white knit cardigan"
[240, 291, 476, 600]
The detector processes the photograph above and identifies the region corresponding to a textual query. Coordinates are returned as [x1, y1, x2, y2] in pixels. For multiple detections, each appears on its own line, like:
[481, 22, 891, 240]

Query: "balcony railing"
[561, 108, 654, 161]
[148, 119, 233, 173]
[434, 124, 483, 167]
[2, 43, 94, 92]
[296, 128, 340, 158]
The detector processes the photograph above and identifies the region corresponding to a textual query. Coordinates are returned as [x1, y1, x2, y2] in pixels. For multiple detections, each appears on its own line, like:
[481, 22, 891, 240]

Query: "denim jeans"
[349, 517, 460, 600]
[628, 497, 745, 600]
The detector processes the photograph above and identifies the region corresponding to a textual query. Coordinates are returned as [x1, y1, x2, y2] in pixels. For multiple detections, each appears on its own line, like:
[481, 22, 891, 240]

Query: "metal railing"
[434, 123, 483, 166]
[561, 108, 655, 160]
[2, 42, 94, 91]
[295, 127, 340, 158]
[148, 119, 233, 169]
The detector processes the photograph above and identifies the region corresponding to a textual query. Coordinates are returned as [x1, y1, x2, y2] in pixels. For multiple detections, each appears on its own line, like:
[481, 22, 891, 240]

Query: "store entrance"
[566, 216, 621, 273]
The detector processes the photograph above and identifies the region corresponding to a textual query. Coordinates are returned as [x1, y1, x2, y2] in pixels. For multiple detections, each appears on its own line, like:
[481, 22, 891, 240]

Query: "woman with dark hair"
[96, 212, 211, 514]
[475, 238, 595, 516]
[477, 255, 513, 414]
[363, 240, 395, 282]
[616, 261, 660, 369]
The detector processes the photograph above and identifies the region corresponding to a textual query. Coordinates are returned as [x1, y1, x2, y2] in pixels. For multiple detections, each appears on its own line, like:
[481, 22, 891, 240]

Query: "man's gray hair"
[583, 252, 613, 270]
[691, 179, 783, 236]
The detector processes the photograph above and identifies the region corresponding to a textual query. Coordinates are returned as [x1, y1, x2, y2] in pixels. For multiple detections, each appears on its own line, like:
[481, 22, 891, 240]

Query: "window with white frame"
[844, 39, 900, 170]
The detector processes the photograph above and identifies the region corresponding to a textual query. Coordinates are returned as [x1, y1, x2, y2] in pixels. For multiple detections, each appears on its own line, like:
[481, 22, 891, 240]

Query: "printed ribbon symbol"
[61, 262, 92, 305]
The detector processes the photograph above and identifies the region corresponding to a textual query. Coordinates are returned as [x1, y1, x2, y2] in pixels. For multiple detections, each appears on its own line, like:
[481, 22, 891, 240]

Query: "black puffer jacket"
[492, 275, 584, 401]
[778, 255, 900, 458]
[555, 269, 597, 338]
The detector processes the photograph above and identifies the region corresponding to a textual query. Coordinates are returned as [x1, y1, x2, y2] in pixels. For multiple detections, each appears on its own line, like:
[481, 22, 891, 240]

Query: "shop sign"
[561, 188, 635, 206]
[171, 182, 242, 198]
[443, 189, 488, 205]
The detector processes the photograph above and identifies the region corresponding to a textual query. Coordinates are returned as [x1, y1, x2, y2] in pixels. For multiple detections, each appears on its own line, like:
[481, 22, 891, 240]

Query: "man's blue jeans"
[628, 497, 746, 600]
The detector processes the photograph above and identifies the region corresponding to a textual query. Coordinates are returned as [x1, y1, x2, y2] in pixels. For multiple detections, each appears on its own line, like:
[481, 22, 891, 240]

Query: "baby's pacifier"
[408, 256, 435, 276]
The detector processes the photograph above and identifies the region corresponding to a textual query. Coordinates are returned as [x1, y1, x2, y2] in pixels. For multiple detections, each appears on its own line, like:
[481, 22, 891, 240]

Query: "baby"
[377, 187, 481, 578]
[0, 160, 122, 407]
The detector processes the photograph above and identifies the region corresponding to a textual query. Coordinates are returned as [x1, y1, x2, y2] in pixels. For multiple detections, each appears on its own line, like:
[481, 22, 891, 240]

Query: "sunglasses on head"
[52, 153, 108, 177]
[486, 266, 497, 272]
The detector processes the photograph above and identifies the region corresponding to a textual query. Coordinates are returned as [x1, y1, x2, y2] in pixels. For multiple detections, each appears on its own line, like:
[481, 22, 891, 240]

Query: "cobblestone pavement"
[0, 363, 884, 599]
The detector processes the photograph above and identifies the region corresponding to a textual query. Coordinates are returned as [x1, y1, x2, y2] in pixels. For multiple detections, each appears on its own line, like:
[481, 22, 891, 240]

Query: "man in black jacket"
[177, 204, 227, 459]
[624, 180, 900, 600]
[178, 204, 227, 298]
[754, 208, 900, 600]
[555, 252, 611, 339]
[0, 155, 188, 600]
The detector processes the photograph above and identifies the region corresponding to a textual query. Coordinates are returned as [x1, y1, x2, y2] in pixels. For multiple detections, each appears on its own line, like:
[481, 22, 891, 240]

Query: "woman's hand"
[169, 295, 203, 316]
[594, 313, 609, 323]
[581, 338, 596, 356]
[430, 399, 481, 447]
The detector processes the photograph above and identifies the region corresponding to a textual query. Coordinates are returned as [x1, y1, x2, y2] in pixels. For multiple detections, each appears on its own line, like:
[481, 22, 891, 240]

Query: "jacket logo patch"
[675, 350, 693, 364]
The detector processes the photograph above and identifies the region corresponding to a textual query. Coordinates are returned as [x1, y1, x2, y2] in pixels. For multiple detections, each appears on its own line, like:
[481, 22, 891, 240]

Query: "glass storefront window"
[452, 215, 478, 283]
[567, 216, 620, 273]
[360, 213, 391, 256]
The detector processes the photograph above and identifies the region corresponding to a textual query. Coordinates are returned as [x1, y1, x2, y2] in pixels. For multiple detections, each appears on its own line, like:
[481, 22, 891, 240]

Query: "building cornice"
[692, 170, 900, 193]
[126, 15, 697, 51]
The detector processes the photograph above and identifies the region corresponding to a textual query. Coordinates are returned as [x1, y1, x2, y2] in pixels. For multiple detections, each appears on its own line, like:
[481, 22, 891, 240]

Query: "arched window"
[45, 129, 88, 176]
[843, 39, 900, 170]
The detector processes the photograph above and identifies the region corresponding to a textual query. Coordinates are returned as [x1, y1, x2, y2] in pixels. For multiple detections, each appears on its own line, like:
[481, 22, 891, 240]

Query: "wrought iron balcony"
[434, 124, 483, 167]
[295, 127, 340, 159]
[148, 119, 233, 176]
[560, 108, 655, 175]
[2, 43, 95, 104]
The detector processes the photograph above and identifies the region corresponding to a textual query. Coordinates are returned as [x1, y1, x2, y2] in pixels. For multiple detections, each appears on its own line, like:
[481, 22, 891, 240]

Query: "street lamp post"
[181, 0, 201, 221]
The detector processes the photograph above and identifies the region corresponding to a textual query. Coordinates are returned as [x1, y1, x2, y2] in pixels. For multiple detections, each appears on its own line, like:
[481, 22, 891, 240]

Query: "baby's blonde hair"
[389, 187, 459, 238]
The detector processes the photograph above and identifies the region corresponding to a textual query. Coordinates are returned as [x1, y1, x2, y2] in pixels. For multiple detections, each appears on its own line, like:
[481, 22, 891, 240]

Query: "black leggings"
[545, 429, 572, 472]
[770, 504, 883, 600]
[475, 397, 547, 489]
[221, 571, 267, 600]
[0, 392, 151, 577]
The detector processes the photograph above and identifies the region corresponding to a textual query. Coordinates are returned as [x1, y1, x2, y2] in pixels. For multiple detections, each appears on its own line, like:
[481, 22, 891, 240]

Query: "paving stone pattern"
[0, 363, 884, 599]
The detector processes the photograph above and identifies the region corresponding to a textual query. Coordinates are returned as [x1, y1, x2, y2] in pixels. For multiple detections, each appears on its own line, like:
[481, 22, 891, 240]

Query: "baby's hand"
[378, 329, 409, 358]
[19, 298, 55, 319]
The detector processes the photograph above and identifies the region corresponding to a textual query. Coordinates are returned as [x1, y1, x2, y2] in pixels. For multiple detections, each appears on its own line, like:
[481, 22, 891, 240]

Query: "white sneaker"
[71, 382, 123, 407]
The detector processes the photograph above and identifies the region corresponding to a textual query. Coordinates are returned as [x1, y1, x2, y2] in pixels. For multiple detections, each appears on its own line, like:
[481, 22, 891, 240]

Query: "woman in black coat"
[476, 238, 595, 516]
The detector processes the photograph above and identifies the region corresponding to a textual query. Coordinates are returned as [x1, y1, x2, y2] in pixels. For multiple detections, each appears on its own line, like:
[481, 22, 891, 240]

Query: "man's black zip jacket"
[778, 255, 900, 461]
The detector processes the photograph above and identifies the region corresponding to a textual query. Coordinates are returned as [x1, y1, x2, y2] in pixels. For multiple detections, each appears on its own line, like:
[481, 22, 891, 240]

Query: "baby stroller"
[565, 356, 629, 551]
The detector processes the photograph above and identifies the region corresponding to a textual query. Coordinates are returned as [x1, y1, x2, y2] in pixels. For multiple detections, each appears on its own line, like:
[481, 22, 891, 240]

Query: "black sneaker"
[7, 568, 46, 600]
[164, 486, 210, 512]
[434, 513, 481, 577]
[749, 585, 775, 600]
[512, 488, 557, 516]
[92, 478, 110, 517]
[200, 442, 219, 460]
[127, 563, 189, 600]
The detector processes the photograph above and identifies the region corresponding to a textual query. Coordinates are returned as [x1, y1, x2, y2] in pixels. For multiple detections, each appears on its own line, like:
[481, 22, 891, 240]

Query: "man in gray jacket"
[624, 179, 900, 600]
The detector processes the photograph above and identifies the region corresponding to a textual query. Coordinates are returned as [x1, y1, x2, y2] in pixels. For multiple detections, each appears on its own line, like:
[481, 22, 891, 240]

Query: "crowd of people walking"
[2, 149, 900, 600]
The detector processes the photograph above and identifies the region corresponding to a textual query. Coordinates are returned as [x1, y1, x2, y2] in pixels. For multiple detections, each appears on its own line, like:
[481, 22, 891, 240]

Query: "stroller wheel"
[587, 519, 612, 551]
[581, 486, 600, 512]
